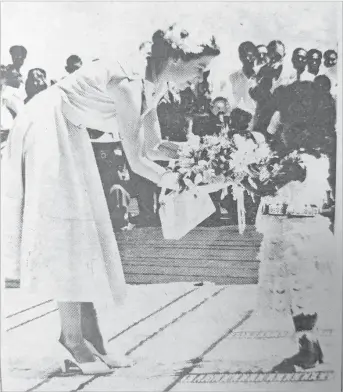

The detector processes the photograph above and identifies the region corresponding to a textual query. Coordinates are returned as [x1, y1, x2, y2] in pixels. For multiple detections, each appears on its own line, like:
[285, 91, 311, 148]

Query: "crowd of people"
[1, 40, 337, 231]
[1, 25, 338, 376]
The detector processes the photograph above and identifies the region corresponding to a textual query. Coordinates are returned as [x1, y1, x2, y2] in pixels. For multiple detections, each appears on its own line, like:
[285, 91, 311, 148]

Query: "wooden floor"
[116, 225, 263, 285]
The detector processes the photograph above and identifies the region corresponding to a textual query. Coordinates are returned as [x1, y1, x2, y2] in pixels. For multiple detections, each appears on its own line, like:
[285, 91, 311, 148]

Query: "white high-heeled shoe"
[59, 343, 113, 375]
[85, 340, 135, 368]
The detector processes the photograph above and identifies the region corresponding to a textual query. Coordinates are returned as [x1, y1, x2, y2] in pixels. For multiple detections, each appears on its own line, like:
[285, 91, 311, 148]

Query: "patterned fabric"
[255, 154, 336, 317]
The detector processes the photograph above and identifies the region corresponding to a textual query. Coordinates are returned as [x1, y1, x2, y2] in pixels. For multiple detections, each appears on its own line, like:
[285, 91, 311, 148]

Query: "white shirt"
[1, 86, 24, 130]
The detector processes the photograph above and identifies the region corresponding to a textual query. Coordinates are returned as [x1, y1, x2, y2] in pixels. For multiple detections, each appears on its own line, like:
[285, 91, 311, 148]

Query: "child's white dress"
[255, 153, 336, 318]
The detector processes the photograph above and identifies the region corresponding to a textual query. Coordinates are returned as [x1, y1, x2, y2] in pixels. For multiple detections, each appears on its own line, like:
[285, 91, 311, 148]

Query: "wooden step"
[117, 226, 262, 285]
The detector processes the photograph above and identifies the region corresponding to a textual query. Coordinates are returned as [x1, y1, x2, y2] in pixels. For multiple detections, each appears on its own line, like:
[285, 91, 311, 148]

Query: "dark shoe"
[272, 333, 323, 373]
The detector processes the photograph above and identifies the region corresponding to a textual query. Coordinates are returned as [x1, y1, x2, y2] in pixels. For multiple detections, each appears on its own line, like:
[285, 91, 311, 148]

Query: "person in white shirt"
[218, 42, 259, 115]
[289, 48, 308, 83]
[1, 65, 24, 151]
[302, 49, 322, 81]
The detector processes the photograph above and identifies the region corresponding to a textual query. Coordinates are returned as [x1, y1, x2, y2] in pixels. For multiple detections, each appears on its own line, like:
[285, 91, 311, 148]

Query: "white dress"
[1, 60, 139, 305]
[255, 153, 336, 317]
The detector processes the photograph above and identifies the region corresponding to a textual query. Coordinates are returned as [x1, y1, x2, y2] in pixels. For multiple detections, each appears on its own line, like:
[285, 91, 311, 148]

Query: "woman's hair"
[27, 68, 47, 79]
[25, 68, 47, 97]
[148, 24, 220, 77]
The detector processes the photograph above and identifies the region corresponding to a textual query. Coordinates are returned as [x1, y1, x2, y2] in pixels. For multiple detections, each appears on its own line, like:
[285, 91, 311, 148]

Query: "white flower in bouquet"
[179, 144, 195, 159]
[202, 168, 217, 183]
[194, 173, 203, 185]
[187, 134, 201, 149]
[230, 148, 253, 173]
[253, 141, 272, 161]
[198, 159, 209, 169]
[203, 135, 220, 147]
[258, 166, 271, 182]
[179, 157, 195, 168]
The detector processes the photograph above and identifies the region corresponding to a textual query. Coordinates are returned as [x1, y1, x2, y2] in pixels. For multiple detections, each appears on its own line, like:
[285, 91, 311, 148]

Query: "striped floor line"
[229, 329, 334, 339]
[126, 287, 227, 356]
[75, 287, 228, 392]
[7, 308, 58, 332]
[108, 287, 198, 342]
[6, 299, 53, 319]
[180, 371, 334, 384]
[163, 310, 253, 392]
[25, 286, 200, 392]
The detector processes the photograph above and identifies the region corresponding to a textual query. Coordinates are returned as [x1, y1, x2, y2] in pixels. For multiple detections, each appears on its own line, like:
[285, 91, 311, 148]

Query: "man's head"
[323, 50, 338, 68]
[9, 45, 27, 70]
[256, 44, 269, 66]
[65, 55, 82, 74]
[307, 49, 322, 75]
[238, 41, 258, 69]
[210, 96, 230, 116]
[292, 48, 307, 72]
[267, 40, 286, 67]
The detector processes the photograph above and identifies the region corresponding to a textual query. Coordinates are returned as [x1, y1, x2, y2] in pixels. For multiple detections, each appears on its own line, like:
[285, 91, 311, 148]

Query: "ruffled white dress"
[1, 60, 136, 306]
[255, 153, 336, 317]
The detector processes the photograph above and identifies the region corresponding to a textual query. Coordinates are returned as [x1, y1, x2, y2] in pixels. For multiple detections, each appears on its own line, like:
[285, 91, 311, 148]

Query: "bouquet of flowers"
[160, 128, 306, 239]
[167, 129, 274, 193]
[243, 150, 307, 198]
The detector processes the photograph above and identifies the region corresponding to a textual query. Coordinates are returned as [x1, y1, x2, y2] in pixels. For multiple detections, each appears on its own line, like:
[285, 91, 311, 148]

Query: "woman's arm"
[113, 79, 166, 184]
[141, 108, 179, 160]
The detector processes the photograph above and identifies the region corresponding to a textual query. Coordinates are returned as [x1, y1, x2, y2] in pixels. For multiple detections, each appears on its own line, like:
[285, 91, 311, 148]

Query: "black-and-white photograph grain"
[1, 1, 342, 391]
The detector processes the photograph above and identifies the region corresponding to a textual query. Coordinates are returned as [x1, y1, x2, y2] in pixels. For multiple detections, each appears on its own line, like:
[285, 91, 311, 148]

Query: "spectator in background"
[249, 40, 285, 132]
[256, 44, 269, 67]
[65, 54, 83, 74]
[193, 70, 212, 114]
[251, 40, 286, 97]
[304, 49, 322, 80]
[227, 41, 259, 114]
[266, 40, 285, 84]
[214, 42, 258, 115]
[7, 45, 27, 82]
[24, 68, 48, 104]
[192, 96, 230, 137]
[323, 49, 338, 98]
[291, 48, 308, 81]
[323, 49, 338, 70]
[1, 65, 24, 151]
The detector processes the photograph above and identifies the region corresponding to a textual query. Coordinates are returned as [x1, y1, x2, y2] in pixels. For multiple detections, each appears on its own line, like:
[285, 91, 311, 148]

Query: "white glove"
[159, 172, 180, 191]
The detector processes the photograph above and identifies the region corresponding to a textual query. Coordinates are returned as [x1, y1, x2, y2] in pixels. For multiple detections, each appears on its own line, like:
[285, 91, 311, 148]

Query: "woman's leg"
[81, 302, 107, 355]
[272, 258, 323, 373]
[58, 302, 96, 363]
[80, 302, 135, 368]
[272, 311, 323, 373]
